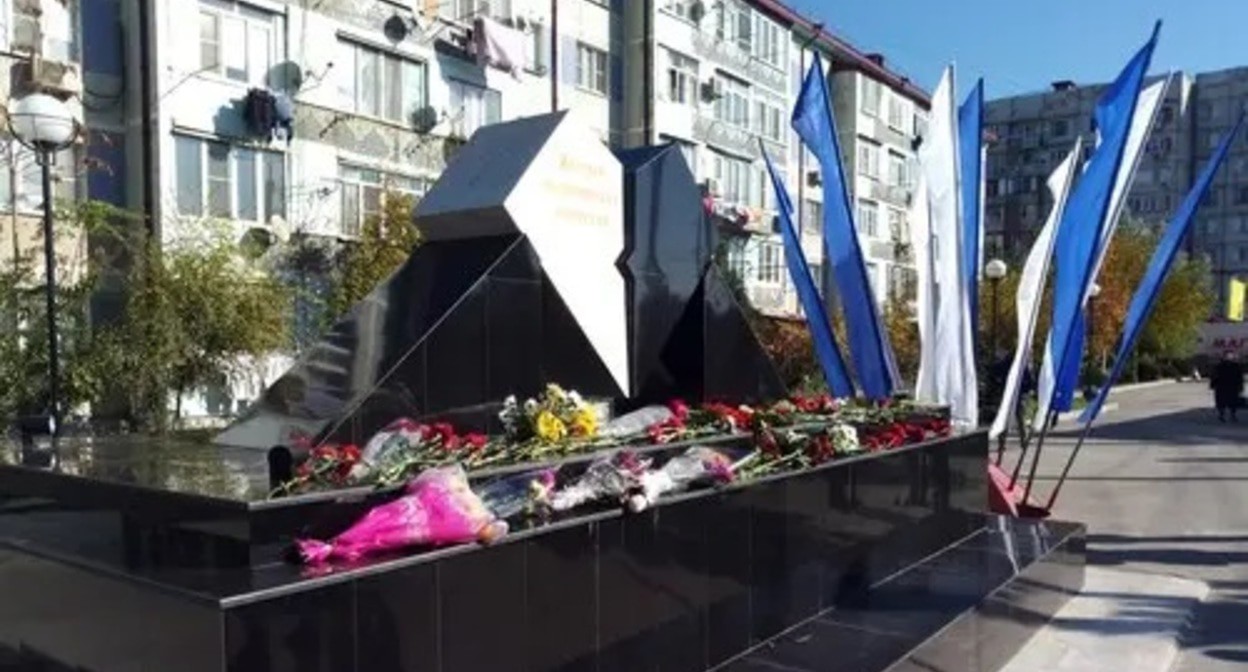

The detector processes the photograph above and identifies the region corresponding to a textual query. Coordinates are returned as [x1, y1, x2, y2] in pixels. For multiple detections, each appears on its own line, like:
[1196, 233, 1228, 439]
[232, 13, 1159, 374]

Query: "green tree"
[327, 190, 420, 320]
[95, 226, 293, 431]
[0, 200, 129, 424]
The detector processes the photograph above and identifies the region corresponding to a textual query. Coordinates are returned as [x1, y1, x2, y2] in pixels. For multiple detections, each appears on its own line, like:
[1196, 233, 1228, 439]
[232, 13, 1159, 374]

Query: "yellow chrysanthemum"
[570, 407, 598, 437]
[535, 410, 567, 442]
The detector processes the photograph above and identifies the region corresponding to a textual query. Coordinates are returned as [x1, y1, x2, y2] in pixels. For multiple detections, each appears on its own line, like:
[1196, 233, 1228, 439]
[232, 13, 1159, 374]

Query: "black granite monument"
[0, 112, 1084, 672]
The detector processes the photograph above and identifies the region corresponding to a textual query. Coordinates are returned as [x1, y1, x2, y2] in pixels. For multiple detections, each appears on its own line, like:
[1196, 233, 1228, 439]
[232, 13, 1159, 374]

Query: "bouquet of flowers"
[297, 465, 507, 565]
[547, 451, 650, 511]
[626, 446, 743, 512]
[499, 384, 600, 444]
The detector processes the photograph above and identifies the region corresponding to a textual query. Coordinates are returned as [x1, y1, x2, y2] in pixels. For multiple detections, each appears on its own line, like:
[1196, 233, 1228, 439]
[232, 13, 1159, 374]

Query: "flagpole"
[1021, 407, 1058, 502]
[1044, 415, 1096, 510]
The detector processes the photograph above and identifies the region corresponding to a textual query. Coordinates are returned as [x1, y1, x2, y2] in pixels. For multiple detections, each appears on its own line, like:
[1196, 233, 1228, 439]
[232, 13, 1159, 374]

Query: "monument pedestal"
[0, 432, 1083, 672]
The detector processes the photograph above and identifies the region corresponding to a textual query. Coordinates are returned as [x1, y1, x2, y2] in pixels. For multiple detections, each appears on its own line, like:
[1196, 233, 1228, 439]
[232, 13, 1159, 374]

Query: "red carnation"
[464, 433, 488, 452]
[668, 399, 690, 421]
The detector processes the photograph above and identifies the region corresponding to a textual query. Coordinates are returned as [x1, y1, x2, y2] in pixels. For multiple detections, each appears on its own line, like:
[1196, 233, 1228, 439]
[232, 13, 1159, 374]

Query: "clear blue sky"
[787, 0, 1247, 99]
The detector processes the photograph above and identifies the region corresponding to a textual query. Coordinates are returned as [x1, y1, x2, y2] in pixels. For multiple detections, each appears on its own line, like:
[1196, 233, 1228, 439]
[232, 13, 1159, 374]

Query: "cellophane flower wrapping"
[475, 469, 557, 520]
[628, 446, 739, 512]
[549, 452, 650, 511]
[298, 465, 507, 564]
[351, 417, 427, 479]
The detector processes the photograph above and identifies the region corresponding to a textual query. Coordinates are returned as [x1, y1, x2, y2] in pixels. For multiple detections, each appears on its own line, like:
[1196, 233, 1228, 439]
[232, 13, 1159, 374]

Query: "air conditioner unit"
[11, 57, 82, 99]
[701, 78, 724, 102]
[806, 170, 822, 187]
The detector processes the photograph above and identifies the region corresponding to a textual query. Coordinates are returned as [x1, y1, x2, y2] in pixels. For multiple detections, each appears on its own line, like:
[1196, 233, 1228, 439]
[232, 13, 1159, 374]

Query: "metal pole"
[1044, 415, 1096, 510]
[990, 279, 1000, 356]
[1021, 408, 1058, 503]
[39, 151, 59, 435]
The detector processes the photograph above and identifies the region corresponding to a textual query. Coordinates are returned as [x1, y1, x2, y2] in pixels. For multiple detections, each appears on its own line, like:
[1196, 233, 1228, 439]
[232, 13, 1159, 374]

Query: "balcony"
[691, 31, 786, 94]
[868, 181, 911, 207]
[693, 116, 786, 165]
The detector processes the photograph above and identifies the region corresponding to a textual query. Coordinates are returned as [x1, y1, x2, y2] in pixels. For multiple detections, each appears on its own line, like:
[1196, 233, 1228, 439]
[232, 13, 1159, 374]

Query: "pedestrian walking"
[1210, 351, 1245, 422]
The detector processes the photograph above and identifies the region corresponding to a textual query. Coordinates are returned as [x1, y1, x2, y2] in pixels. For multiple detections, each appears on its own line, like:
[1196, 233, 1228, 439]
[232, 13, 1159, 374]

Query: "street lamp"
[8, 93, 82, 436]
[985, 258, 1008, 357]
[1084, 282, 1103, 400]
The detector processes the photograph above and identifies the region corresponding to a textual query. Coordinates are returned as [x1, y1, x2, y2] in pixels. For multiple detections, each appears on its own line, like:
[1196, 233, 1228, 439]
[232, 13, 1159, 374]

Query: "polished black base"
[0, 433, 1084, 672]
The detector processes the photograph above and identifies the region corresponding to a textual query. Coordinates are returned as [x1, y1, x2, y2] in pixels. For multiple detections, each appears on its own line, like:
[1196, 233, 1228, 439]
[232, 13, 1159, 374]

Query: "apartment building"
[983, 74, 1194, 259]
[1189, 67, 1248, 308]
[618, 0, 928, 315]
[47, 0, 923, 415]
[0, 0, 88, 281]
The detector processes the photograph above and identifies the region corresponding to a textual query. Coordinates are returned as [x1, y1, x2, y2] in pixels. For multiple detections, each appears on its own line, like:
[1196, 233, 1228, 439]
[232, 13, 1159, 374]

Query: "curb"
[1106, 379, 1180, 395]
[1055, 402, 1118, 424]
[1000, 566, 1208, 672]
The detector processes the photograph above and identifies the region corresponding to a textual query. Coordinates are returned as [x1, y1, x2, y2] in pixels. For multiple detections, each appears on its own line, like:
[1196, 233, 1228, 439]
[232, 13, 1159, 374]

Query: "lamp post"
[8, 93, 82, 436]
[985, 258, 1008, 357]
[1085, 282, 1103, 399]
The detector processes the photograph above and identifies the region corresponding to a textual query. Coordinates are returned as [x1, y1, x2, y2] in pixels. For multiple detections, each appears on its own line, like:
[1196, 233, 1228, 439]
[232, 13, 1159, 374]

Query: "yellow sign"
[1229, 278, 1246, 321]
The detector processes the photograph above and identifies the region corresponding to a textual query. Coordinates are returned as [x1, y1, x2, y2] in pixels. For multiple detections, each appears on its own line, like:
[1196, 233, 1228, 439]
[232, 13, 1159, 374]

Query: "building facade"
[1189, 67, 1248, 309]
[983, 74, 1194, 260]
[0, 0, 88, 281]
[617, 0, 928, 315]
[18, 0, 924, 417]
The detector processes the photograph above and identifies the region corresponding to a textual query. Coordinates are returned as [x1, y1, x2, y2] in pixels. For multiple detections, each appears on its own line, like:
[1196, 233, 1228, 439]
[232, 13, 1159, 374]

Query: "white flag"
[990, 138, 1082, 439]
[1033, 78, 1165, 431]
[918, 66, 978, 428]
[909, 169, 937, 401]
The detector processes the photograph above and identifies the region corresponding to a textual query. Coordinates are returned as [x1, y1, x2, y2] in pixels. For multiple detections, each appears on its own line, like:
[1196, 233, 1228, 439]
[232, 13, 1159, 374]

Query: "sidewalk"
[1002, 567, 1207, 672]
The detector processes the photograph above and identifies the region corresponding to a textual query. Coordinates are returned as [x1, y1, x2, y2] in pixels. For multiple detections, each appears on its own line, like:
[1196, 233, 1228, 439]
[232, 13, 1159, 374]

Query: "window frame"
[174, 133, 286, 224]
[339, 163, 430, 237]
[336, 37, 429, 124]
[665, 49, 698, 105]
[197, 0, 280, 87]
[447, 78, 502, 138]
[856, 198, 880, 238]
[714, 71, 751, 129]
[575, 42, 609, 95]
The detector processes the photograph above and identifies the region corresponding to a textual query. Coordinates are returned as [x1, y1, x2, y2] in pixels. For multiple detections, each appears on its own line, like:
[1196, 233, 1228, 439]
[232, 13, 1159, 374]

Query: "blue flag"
[959, 79, 985, 353]
[792, 54, 896, 400]
[1081, 115, 1243, 424]
[1044, 22, 1160, 414]
[761, 145, 855, 398]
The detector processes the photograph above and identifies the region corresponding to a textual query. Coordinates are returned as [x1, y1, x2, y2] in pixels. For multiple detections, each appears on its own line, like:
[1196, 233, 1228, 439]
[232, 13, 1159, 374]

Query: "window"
[175, 134, 284, 222]
[861, 79, 882, 117]
[0, 143, 79, 212]
[1236, 185, 1248, 206]
[339, 164, 430, 236]
[753, 13, 784, 67]
[1160, 106, 1175, 125]
[856, 199, 879, 237]
[1205, 188, 1221, 208]
[724, 237, 750, 280]
[336, 39, 427, 123]
[887, 95, 906, 130]
[1051, 119, 1070, 138]
[576, 42, 608, 95]
[887, 151, 907, 187]
[664, 1, 695, 21]
[801, 200, 822, 230]
[857, 139, 880, 179]
[198, 0, 278, 85]
[448, 80, 501, 138]
[714, 72, 750, 128]
[887, 208, 905, 240]
[665, 49, 698, 105]
[660, 134, 697, 173]
[439, 0, 489, 22]
[753, 98, 783, 142]
[712, 151, 753, 205]
[757, 240, 783, 284]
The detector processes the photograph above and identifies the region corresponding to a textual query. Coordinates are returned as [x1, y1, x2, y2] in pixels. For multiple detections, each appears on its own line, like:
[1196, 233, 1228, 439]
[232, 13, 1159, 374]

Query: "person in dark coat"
[1211, 351, 1245, 422]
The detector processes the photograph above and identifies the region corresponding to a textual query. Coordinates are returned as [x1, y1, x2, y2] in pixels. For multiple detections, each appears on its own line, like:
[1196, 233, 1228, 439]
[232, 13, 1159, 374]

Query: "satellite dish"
[411, 105, 440, 134]
[384, 14, 410, 42]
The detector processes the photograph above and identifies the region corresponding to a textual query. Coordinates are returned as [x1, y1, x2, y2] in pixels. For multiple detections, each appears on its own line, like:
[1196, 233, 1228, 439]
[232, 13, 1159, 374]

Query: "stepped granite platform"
[0, 431, 1084, 672]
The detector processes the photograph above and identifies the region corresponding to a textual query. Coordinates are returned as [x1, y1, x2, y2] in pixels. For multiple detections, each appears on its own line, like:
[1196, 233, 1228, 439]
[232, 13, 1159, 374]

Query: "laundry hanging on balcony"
[244, 88, 295, 144]
[470, 16, 526, 78]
